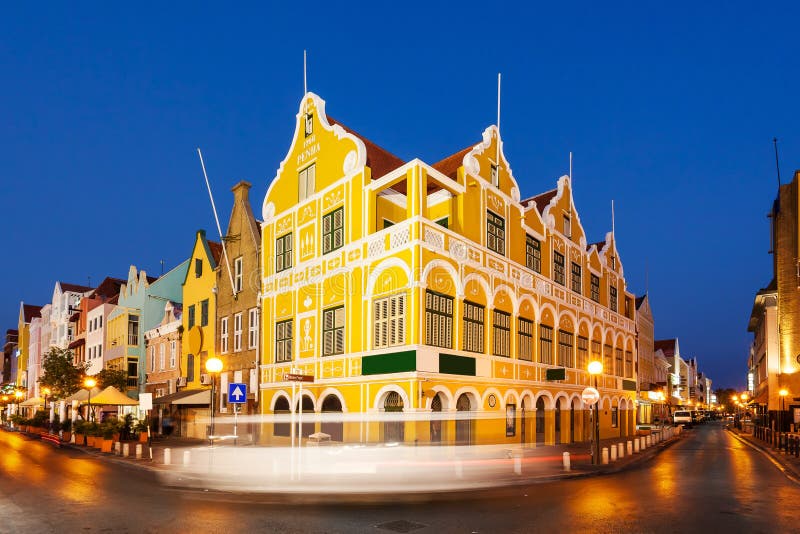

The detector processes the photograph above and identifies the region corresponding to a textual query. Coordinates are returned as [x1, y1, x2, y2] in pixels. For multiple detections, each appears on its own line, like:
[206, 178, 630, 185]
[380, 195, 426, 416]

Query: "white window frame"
[234, 313, 243, 352]
[169, 340, 176, 368]
[220, 317, 229, 353]
[159, 343, 165, 370]
[248, 308, 258, 349]
[299, 163, 316, 202]
[234, 257, 243, 293]
[374, 294, 406, 349]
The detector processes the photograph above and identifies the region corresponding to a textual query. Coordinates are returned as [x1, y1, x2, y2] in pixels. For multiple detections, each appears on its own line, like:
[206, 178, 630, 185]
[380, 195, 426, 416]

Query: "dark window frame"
[492, 309, 511, 358]
[275, 319, 293, 363]
[486, 210, 505, 256]
[322, 207, 344, 255]
[571, 262, 582, 294]
[525, 235, 541, 273]
[462, 300, 485, 353]
[276, 232, 293, 272]
[425, 291, 453, 349]
[553, 252, 566, 285]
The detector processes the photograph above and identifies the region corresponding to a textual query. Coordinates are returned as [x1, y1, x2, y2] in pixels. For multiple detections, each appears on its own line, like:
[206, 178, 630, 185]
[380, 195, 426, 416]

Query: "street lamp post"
[205, 357, 223, 447]
[14, 390, 23, 427]
[588, 360, 603, 465]
[779, 388, 789, 439]
[84, 377, 96, 423]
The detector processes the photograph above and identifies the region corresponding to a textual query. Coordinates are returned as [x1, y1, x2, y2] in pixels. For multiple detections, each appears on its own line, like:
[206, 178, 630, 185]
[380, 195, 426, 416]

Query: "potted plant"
[73, 420, 86, 445]
[85, 421, 100, 447]
[100, 421, 115, 453]
[105, 416, 122, 442]
[136, 418, 150, 443]
[61, 419, 72, 442]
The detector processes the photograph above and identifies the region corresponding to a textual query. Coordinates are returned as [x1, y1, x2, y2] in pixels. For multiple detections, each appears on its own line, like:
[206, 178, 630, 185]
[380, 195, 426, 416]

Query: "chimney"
[231, 180, 252, 202]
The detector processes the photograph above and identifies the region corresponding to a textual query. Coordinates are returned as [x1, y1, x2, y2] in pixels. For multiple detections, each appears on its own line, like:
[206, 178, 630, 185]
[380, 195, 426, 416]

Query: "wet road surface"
[2, 422, 799, 533]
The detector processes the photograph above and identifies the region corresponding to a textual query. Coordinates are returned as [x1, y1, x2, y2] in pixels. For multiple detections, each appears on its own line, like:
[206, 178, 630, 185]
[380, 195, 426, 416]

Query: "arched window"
[321, 395, 343, 442]
[455, 393, 473, 445]
[383, 391, 404, 443]
[430, 393, 442, 444]
[273, 397, 290, 437]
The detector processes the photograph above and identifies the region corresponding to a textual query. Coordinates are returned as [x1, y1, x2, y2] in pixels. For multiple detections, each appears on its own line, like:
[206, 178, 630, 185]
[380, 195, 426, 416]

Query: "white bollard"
[634, 439, 640, 453]
[114, 442, 121, 455]
[563, 452, 571, 471]
[602, 447, 609, 465]
[514, 453, 522, 475]
[627, 440, 633, 455]
[610, 445, 617, 462]
[163, 448, 171, 465]
[641, 437, 647, 450]
[135, 444, 142, 459]
[123, 443, 130, 457]
[618, 442, 625, 459]
[183, 450, 191, 466]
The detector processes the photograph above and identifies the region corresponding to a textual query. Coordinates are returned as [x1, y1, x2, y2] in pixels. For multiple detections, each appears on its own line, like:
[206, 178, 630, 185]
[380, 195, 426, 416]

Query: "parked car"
[673, 410, 693, 427]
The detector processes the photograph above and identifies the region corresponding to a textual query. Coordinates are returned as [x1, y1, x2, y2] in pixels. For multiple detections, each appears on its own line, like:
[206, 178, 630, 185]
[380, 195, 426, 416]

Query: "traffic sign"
[283, 373, 314, 383]
[228, 383, 247, 404]
[581, 387, 600, 405]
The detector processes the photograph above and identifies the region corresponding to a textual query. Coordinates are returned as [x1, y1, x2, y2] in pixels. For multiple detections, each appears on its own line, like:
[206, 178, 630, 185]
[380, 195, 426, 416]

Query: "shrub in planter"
[61, 419, 72, 442]
[136, 418, 150, 443]
[73, 420, 87, 445]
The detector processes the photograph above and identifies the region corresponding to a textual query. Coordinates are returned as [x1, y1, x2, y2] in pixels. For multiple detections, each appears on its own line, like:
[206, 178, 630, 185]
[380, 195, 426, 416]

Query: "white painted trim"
[373, 384, 411, 411]
[317, 387, 349, 412]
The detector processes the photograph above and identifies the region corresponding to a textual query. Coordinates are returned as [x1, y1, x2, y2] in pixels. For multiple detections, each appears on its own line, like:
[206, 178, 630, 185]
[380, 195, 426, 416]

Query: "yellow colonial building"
[258, 93, 637, 447]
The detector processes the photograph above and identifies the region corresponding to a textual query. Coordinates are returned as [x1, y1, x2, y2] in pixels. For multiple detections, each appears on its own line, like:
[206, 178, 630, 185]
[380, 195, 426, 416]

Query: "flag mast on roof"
[611, 199, 617, 269]
[304, 50, 308, 95]
[197, 148, 236, 297]
[496, 73, 501, 184]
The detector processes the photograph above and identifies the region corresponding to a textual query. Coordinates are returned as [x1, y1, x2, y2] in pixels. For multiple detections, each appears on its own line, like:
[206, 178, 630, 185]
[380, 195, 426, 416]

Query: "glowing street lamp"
[205, 357, 223, 446]
[84, 377, 96, 422]
[587, 360, 603, 465]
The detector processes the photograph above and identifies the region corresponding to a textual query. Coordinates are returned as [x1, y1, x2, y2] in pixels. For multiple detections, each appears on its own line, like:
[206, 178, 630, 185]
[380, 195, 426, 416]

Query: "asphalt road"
[2, 422, 799, 533]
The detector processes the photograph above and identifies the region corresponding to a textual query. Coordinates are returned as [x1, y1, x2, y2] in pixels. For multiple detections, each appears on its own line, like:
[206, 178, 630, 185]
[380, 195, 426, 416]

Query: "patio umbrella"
[84, 386, 138, 406]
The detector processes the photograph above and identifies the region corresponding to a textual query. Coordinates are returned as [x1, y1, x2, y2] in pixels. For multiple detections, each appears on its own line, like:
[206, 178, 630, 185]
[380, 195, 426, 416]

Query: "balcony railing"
[126, 377, 138, 388]
[128, 334, 139, 346]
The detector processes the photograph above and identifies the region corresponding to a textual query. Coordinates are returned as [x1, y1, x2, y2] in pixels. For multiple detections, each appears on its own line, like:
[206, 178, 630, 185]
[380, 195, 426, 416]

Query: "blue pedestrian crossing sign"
[228, 383, 247, 404]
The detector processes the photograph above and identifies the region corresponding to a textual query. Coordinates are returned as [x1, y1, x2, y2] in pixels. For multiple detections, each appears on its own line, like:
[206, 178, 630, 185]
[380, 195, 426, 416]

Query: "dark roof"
[522, 189, 558, 215]
[22, 304, 42, 323]
[432, 146, 472, 180]
[328, 117, 405, 179]
[60, 282, 93, 294]
[92, 277, 125, 299]
[208, 241, 223, 265]
[654, 339, 677, 358]
[635, 295, 646, 308]
[587, 240, 607, 252]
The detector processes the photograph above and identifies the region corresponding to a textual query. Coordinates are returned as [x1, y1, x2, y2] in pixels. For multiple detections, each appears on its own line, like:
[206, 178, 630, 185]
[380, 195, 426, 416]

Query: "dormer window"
[490, 164, 499, 187]
[304, 113, 313, 137]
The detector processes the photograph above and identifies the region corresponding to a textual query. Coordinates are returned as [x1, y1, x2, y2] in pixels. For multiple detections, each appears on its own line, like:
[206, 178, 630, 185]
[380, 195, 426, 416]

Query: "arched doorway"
[383, 391, 404, 443]
[455, 393, 473, 445]
[273, 396, 290, 437]
[430, 393, 442, 444]
[295, 395, 314, 439]
[536, 397, 545, 444]
[321, 395, 343, 442]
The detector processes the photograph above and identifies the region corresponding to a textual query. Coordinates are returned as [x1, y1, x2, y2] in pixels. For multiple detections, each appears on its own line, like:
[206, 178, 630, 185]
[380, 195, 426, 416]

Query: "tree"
[38, 347, 89, 399]
[715, 388, 739, 413]
[95, 368, 128, 391]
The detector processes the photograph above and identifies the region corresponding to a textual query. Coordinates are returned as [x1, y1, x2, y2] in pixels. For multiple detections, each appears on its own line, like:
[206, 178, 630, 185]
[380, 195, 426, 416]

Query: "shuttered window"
[610, 285, 618, 312]
[374, 294, 406, 349]
[276, 233, 292, 272]
[557, 330, 574, 368]
[625, 350, 633, 378]
[604, 344, 613, 374]
[322, 306, 345, 356]
[425, 291, 452, 349]
[553, 252, 565, 285]
[539, 325, 553, 365]
[571, 262, 582, 294]
[323, 207, 344, 254]
[275, 320, 293, 363]
[577, 336, 589, 370]
[518, 318, 533, 361]
[615, 348, 623, 376]
[590, 274, 600, 302]
[463, 301, 485, 353]
[487, 211, 505, 255]
[299, 163, 315, 202]
[493, 310, 511, 357]
[526, 235, 541, 273]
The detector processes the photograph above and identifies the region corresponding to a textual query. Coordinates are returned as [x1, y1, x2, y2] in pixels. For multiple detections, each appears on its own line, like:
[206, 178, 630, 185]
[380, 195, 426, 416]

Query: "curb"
[725, 427, 800, 484]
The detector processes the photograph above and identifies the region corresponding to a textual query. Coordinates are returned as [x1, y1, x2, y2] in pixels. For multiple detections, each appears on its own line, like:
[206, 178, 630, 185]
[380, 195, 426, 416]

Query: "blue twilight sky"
[2, 2, 798, 389]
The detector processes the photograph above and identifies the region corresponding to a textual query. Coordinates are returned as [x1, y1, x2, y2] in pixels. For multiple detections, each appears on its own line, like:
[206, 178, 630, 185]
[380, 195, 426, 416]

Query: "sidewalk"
[727, 426, 800, 482]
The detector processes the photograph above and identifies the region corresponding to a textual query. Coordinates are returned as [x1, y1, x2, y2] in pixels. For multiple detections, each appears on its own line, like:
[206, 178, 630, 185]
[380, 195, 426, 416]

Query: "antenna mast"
[197, 148, 236, 296]
[774, 137, 782, 189]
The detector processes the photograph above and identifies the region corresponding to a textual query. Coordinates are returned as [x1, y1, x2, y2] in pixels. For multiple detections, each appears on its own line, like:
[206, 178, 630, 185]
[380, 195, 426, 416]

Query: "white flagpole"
[304, 50, 307, 95]
[496, 73, 501, 169]
[569, 151, 573, 182]
[197, 148, 236, 296]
